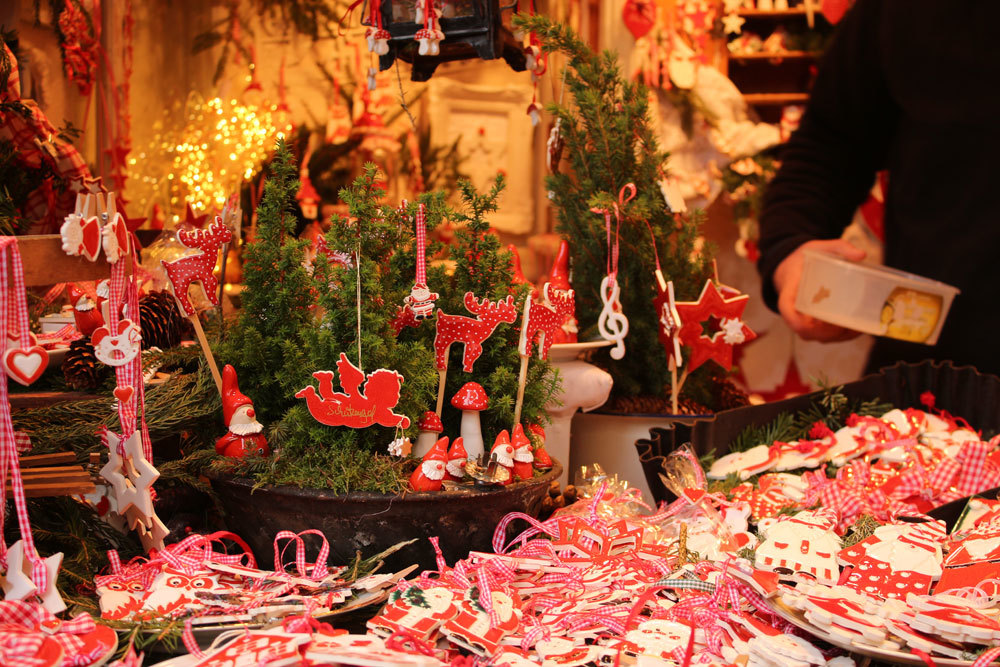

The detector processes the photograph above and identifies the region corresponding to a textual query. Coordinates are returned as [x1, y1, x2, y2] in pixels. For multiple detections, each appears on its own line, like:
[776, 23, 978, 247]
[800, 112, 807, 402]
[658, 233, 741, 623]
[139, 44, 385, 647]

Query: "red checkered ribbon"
[274, 530, 330, 580]
[973, 646, 1000, 667]
[414, 203, 428, 287]
[105, 241, 152, 462]
[0, 601, 99, 665]
[13, 431, 30, 454]
[0, 239, 47, 591]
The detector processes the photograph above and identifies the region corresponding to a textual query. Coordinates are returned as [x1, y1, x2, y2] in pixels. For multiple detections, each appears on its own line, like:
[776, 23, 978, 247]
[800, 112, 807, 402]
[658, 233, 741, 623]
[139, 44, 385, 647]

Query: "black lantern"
[364, 0, 527, 81]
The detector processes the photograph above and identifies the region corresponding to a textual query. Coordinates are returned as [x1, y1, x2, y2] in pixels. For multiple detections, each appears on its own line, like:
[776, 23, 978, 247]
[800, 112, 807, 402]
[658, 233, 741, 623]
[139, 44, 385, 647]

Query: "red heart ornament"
[3, 345, 49, 386]
[80, 216, 102, 261]
[622, 0, 655, 40]
[114, 386, 134, 404]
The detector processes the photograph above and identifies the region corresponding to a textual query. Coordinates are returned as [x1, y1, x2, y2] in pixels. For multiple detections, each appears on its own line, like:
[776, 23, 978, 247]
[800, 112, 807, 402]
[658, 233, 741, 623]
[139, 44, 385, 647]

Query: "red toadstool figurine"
[414, 410, 444, 458]
[452, 382, 488, 462]
[445, 437, 468, 482]
[511, 424, 534, 481]
[409, 436, 449, 492]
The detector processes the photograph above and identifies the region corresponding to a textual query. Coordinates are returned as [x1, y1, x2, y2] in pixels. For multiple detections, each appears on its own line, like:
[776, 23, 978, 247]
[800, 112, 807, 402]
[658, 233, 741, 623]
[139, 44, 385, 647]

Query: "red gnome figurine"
[547, 240, 577, 344]
[215, 365, 270, 458]
[511, 424, 534, 481]
[410, 437, 449, 492]
[445, 437, 468, 482]
[528, 424, 553, 470]
[490, 430, 515, 485]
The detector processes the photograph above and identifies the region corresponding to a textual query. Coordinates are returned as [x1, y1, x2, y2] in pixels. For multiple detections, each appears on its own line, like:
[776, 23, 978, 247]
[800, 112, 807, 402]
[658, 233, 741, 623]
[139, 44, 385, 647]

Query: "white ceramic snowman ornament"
[755, 509, 841, 585]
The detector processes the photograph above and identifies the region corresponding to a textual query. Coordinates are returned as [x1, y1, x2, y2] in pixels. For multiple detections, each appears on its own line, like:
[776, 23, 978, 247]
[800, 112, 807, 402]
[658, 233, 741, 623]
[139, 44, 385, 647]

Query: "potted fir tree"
[209, 141, 560, 570]
[512, 16, 751, 496]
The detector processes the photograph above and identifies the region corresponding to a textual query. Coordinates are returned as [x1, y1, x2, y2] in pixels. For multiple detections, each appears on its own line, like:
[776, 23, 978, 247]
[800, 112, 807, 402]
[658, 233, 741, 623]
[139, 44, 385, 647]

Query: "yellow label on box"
[879, 288, 943, 343]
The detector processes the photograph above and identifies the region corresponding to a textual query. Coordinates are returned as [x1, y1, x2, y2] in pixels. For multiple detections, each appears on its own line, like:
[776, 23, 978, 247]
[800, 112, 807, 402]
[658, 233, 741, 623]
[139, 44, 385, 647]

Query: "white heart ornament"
[91, 319, 141, 367]
[3, 343, 49, 386]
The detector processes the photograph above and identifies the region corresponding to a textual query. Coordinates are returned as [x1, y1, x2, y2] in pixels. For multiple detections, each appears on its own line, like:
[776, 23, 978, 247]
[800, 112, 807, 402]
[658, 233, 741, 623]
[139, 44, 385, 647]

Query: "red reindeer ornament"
[434, 292, 517, 372]
[161, 218, 232, 316]
[519, 283, 575, 361]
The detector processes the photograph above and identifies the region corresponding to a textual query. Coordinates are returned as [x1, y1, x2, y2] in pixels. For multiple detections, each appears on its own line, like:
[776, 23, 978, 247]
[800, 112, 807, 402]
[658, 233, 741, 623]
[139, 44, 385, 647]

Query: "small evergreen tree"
[513, 15, 720, 405]
[218, 144, 557, 492]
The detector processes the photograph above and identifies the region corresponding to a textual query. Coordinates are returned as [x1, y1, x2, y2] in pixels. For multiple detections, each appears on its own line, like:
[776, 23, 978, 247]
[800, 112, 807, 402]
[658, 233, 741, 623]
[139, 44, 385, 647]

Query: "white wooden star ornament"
[722, 12, 745, 35]
[2, 540, 37, 601]
[100, 431, 159, 521]
[125, 507, 168, 553]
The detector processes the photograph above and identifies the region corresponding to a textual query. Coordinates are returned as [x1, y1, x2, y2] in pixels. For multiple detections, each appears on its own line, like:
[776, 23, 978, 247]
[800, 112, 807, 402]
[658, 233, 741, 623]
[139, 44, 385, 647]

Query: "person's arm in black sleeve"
[756, 0, 898, 318]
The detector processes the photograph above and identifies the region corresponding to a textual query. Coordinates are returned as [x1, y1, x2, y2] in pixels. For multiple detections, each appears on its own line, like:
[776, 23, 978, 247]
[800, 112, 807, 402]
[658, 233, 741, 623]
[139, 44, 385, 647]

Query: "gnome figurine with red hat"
[410, 437, 449, 492]
[511, 424, 534, 481]
[547, 240, 577, 344]
[216, 364, 270, 458]
[445, 437, 468, 482]
[528, 424, 553, 471]
[490, 430, 515, 486]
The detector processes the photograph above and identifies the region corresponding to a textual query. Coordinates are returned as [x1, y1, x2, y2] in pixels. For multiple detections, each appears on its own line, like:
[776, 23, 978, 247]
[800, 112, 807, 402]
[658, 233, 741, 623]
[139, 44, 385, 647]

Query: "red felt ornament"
[296, 353, 410, 429]
[674, 279, 756, 372]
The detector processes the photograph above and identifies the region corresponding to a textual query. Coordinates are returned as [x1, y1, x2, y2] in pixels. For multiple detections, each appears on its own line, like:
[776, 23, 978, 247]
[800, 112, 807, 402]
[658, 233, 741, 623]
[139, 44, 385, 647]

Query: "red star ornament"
[183, 202, 210, 228]
[119, 205, 146, 233]
[674, 279, 756, 372]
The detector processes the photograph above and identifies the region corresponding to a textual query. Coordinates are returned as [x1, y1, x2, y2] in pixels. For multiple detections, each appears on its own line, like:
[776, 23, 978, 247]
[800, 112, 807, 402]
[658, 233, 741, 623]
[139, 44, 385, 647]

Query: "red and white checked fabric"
[105, 242, 152, 461]
[13, 431, 30, 454]
[274, 529, 330, 580]
[0, 239, 47, 591]
[414, 203, 428, 287]
[0, 600, 99, 665]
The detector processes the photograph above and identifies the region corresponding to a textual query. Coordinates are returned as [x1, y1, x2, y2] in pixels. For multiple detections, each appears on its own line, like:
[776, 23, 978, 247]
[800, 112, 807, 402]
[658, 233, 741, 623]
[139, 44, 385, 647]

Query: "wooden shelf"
[742, 92, 810, 105]
[737, 7, 809, 17]
[728, 50, 818, 61]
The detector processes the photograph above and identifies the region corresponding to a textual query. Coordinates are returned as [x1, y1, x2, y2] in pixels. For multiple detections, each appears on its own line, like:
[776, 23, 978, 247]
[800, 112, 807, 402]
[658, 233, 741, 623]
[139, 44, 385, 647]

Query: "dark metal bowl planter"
[208, 462, 561, 572]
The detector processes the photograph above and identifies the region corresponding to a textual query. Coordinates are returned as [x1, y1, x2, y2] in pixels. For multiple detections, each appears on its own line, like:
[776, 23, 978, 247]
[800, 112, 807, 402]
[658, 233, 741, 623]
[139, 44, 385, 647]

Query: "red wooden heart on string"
[3, 345, 49, 386]
[114, 386, 135, 404]
[622, 0, 656, 40]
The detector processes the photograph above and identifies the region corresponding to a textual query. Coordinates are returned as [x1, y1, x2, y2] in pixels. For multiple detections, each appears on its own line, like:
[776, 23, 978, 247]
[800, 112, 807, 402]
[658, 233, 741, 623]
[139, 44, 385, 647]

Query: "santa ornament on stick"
[216, 365, 269, 458]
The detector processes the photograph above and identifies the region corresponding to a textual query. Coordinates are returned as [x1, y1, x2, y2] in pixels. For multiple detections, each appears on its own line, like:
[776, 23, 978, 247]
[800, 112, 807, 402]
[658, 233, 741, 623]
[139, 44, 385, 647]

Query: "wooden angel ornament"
[296, 353, 410, 429]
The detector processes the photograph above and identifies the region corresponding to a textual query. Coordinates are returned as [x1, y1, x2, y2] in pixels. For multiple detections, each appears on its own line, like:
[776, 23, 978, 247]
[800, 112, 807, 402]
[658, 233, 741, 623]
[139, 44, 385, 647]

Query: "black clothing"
[757, 0, 1000, 376]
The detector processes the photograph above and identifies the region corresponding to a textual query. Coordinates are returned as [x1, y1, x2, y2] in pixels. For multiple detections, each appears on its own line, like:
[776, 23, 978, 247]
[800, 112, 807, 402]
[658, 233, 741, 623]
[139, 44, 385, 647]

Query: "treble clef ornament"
[599, 275, 629, 360]
[592, 183, 636, 361]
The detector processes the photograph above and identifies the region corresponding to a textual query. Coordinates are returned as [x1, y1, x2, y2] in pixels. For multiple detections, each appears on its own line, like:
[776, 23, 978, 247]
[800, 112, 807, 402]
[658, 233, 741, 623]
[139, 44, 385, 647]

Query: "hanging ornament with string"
[415, 0, 444, 56]
[591, 184, 634, 360]
[403, 203, 439, 320]
[365, 0, 391, 56]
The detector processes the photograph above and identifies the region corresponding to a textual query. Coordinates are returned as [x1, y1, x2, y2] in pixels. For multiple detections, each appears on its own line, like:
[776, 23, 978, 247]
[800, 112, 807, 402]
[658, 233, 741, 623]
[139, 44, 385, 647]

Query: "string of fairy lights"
[125, 94, 291, 223]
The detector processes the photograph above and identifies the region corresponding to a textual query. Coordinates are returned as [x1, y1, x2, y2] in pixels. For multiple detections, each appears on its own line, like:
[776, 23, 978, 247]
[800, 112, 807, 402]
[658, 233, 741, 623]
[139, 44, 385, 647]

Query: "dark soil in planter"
[208, 463, 562, 573]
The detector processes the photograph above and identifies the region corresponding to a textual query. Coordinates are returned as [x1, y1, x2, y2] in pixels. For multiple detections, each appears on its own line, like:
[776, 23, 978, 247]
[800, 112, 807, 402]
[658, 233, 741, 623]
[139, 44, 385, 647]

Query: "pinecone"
[711, 375, 750, 411]
[62, 340, 109, 391]
[138, 290, 189, 349]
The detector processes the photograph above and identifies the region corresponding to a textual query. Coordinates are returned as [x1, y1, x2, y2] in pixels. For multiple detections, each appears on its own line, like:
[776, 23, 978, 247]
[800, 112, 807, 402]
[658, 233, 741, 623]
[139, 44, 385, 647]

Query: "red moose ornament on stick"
[161, 219, 232, 317]
[512, 283, 574, 425]
[432, 292, 516, 414]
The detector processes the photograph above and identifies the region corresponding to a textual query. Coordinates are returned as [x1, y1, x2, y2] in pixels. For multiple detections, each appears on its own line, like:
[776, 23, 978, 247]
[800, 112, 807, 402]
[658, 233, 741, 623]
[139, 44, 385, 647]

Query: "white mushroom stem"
[460, 410, 484, 462]
[413, 430, 439, 458]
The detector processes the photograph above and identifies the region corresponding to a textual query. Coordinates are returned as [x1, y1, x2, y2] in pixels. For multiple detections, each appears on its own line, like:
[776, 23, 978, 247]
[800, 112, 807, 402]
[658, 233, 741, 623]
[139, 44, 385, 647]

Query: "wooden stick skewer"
[435, 369, 448, 416]
[513, 354, 529, 428]
[166, 283, 223, 394]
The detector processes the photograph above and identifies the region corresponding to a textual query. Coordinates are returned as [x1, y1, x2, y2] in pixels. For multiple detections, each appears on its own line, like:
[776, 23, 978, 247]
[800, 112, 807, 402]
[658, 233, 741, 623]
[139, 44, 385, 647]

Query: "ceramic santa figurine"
[511, 424, 534, 481]
[410, 437, 449, 492]
[528, 424, 553, 471]
[215, 364, 269, 458]
[490, 430, 515, 486]
[445, 437, 468, 482]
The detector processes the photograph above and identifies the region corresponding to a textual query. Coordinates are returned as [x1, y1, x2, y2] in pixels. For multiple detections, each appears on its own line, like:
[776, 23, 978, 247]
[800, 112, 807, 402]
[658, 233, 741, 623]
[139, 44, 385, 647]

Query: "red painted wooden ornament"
[296, 353, 410, 429]
[161, 218, 232, 316]
[434, 292, 517, 372]
[674, 279, 756, 372]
